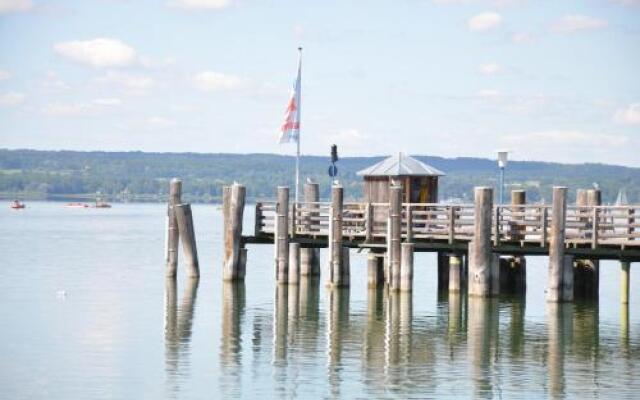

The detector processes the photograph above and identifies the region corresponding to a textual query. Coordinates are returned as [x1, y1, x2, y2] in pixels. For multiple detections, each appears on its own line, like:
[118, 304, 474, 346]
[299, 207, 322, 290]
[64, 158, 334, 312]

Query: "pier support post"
[400, 243, 414, 292]
[328, 185, 348, 287]
[174, 203, 199, 278]
[468, 187, 499, 297]
[276, 187, 290, 284]
[449, 254, 463, 293]
[289, 242, 300, 285]
[574, 189, 600, 299]
[437, 252, 450, 291]
[499, 190, 527, 294]
[165, 178, 182, 277]
[223, 184, 246, 281]
[389, 185, 402, 291]
[547, 186, 573, 302]
[367, 251, 385, 289]
[621, 261, 630, 304]
[300, 182, 320, 276]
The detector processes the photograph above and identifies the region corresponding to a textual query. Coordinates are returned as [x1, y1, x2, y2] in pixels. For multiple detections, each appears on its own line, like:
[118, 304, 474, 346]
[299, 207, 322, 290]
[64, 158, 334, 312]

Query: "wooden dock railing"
[255, 201, 640, 249]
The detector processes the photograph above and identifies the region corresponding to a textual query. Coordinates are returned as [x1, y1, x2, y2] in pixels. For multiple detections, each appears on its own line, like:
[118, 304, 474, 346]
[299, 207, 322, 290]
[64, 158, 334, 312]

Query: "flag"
[278, 51, 301, 144]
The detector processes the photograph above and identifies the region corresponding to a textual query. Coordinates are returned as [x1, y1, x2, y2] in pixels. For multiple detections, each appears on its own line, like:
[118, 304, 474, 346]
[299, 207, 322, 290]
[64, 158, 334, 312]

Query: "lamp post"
[497, 150, 509, 204]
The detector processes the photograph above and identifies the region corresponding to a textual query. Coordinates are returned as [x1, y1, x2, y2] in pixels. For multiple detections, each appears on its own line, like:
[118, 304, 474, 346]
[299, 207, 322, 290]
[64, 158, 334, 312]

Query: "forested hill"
[1, 149, 638, 204]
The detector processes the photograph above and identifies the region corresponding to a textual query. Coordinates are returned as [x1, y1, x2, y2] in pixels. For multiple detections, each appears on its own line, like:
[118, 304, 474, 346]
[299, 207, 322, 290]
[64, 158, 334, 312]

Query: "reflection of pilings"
[164, 277, 199, 395]
[287, 281, 300, 345]
[220, 281, 246, 366]
[468, 297, 499, 398]
[385, 291, 413, 389]
[218, 281, 246, 399]
[621, 303, 629, 349]
[298, 277, 321, 352]
[364, 288, 386, 362]
[447, 291, 463, 343]
[327, 288, 350, 397]
[572, 301, 599, 363]
[547, 303, 573, 399]
[386, 292, 413, 366]
[508, 295, 526, 359]
[273, 284, 288, 363]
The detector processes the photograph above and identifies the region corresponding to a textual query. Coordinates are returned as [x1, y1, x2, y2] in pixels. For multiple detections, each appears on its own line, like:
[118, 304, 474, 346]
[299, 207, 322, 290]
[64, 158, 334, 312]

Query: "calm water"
[1, 202, 639, 399]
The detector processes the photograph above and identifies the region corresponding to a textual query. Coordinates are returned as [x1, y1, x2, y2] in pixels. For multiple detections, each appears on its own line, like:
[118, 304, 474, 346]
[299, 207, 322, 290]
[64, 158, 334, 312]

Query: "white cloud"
[0, 91, 26, 106]
[92, 98, 122, 106]
[0, 69, 11, 80]
[0, 0, 32, 14]
[434, 0, 523, 5]
[511, 32, 534, 44]
[610, 0, 640, 6]
[193, 71, 249, 91]
[552, 15, 607, 33]
[503, 130, 628, 148]
[43, 98, 121, 116]
[54, 38, 137, 68]
[479, 63, 502, 75]
[500, 130, 632, 165]
[468, 12, 502, 31]
[95, 71, 154, 95]
[145, 116, 176, 129]
[167, 0, 229, 10]
[41, 71, 69, 90]
[614, 103, 640, 125]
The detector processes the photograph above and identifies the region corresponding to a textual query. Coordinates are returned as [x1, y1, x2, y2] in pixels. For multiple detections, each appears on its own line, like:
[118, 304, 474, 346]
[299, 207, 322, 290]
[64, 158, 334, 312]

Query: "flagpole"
[295, 46, 302, 205]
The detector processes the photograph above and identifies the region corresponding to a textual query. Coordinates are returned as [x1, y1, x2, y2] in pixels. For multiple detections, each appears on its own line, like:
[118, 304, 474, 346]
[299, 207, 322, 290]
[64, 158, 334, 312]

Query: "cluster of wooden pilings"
[165, 178, 200, 279]
[166, 178, 635, 304]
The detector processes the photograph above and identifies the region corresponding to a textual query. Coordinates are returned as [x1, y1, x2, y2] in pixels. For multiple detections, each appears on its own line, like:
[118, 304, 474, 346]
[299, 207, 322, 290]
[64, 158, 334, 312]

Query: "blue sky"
[0, 0, 639, 166]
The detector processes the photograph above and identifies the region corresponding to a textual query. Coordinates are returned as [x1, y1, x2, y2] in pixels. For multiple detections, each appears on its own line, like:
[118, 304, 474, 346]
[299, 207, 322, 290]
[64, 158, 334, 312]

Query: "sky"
[0, 0, 639, 166]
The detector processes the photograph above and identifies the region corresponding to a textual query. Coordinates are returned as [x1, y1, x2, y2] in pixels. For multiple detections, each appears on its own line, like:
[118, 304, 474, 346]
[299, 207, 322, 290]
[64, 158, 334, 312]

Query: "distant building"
[357, 152, 445, 203]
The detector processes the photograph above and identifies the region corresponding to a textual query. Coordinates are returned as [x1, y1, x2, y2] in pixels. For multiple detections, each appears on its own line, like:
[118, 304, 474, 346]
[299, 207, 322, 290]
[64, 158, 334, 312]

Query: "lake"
[1, 202, 638, 399]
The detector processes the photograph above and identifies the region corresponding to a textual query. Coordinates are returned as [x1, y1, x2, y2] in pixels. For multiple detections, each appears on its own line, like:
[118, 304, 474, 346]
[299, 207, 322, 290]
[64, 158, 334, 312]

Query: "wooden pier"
[234, 182, 638, 302]
[164, 178, 639, 303]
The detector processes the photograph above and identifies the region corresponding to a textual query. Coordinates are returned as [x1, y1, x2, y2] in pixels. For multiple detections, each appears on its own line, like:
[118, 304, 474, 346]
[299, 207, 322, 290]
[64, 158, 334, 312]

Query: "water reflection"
[547, 302, 573, 399]
[468, 297, 500, 398]
[164, 277, 199, 397]
[215, 274, 636, 398]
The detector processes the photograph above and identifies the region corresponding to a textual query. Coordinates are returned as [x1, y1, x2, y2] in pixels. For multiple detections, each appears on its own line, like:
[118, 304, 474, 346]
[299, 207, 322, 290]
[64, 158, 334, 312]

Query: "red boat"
[10, 200, 26, 209]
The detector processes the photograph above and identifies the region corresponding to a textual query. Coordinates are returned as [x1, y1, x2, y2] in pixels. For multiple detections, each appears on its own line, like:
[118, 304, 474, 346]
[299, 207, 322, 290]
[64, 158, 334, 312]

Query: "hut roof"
[357, 152, 445, 177]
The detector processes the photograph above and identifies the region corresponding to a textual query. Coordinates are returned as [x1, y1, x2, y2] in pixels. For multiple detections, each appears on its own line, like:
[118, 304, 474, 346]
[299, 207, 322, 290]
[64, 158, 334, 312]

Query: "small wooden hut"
[357, 152, 445, 203]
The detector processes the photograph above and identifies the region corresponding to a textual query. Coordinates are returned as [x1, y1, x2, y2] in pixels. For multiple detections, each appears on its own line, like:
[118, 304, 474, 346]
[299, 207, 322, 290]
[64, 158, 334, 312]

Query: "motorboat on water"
[10, 200, 26, 209]
[65, 202, 89, 208]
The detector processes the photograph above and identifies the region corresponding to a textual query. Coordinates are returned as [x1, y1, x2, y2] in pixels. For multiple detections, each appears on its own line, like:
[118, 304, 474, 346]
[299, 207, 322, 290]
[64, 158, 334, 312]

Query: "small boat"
[65, 202, 89, 208]
[94, 201, 112, 208]
[10, 200, 26, 209]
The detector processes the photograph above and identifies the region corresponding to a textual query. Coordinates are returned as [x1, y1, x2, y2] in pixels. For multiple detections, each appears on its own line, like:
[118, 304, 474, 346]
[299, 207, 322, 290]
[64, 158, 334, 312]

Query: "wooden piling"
[449, 254, 462, 293]
[367, 252, 385, 289]
[165, 178, 182, 277]
[328, 185, 345, 287]
[223, 184, 246, 281]
[289, 242, 300, 285]
[468, 187, 498, 297]
[510, 190, 526, 242]
[389, 185, 402, 291]
[574, 188, 600, 299]
[437, 252, 450, 291]
[341, 247, 350, 287]
[496, 190, 528, 294]
[276, 186, 289, 284]
[400, 243, 414, 292]
[547, 186, 573, 302]
[621, 261, 630, 304]
[300, 182, 320, 276]
[174, 203, 199, 278]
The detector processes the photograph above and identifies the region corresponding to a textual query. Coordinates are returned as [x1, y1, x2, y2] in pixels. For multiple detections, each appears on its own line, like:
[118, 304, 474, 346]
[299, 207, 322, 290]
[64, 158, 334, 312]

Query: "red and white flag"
[278, 51, 301, 144]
